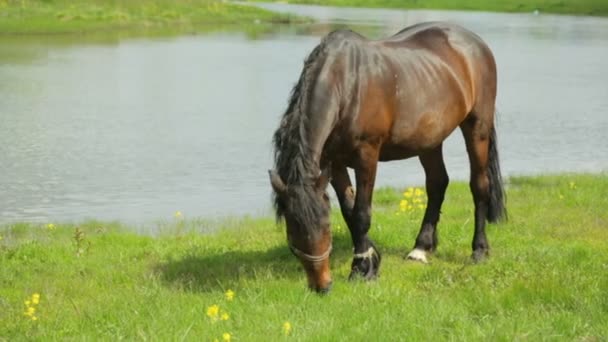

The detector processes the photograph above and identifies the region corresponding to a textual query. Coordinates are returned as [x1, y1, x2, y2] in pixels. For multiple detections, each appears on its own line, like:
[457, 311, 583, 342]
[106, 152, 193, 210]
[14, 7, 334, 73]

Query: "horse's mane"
[271, 40, 330, 234]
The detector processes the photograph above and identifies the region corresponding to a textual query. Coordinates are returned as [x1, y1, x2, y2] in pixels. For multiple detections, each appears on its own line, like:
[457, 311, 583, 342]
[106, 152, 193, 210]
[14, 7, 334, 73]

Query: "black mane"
[271, 40, 329, 233]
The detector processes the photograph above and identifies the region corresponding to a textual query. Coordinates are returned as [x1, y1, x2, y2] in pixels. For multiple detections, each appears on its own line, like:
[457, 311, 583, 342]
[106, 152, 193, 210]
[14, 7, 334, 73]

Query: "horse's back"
[325, 22, 496, 161]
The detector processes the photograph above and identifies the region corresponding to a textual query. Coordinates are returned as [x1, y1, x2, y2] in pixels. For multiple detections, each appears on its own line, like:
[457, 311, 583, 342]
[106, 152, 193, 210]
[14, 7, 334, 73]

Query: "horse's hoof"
[471, 249, 489, 263]
[349, 246, 381, 281]
[406, 248, 429, 264]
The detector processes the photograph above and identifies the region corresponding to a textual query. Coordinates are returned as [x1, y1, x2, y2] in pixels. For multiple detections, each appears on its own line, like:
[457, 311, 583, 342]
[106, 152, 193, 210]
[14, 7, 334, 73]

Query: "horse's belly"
[378, 144, 418, 161]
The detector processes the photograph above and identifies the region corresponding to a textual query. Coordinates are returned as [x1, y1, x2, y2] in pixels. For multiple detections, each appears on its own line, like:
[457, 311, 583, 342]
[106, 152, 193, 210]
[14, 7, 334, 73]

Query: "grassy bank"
[255, 0, 608, 16]
[1, 174, 607, 340]
[0, 0, 300, 34]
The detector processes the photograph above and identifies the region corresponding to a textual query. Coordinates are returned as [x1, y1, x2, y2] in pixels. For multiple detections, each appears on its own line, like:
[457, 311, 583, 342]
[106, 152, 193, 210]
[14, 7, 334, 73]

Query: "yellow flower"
[415, 188, 424, 196]
[24, 307, 36, 316]
[403, 188, 414, 198]
[222, 332, 231, 341]
[283, 321, 292, 335]
[24, 300, 31, 306]
[207, 304, 220, 320]
[31, 316, 38, 321]
[32, 293, 40, 305]
[174, 211, 183, 219]
[47, 223, 55, 230]
[220, 313, 229, 321]
[225, 289, 235, 301]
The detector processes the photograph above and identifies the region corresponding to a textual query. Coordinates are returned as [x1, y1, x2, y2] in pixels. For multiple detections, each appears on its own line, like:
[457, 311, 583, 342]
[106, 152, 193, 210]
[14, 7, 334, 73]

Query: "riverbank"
[0, 0, 302, 35]
[251, 0, 608, 16]
[1, 173, 607, 339]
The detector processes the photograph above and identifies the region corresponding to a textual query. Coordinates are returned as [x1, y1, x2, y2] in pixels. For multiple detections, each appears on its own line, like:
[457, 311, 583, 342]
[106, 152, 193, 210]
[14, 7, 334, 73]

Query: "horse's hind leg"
[460, 112, 493, 262]
[407, 145, 449, 263]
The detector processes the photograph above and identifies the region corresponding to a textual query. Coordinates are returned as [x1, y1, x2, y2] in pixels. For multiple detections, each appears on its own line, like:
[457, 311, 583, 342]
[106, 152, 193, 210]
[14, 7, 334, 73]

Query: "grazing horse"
[269, 22, 506, 293]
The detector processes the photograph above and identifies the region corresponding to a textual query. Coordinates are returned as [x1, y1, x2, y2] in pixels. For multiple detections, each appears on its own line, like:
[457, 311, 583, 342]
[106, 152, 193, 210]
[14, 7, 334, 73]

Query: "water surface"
[1, 4, 607, 224]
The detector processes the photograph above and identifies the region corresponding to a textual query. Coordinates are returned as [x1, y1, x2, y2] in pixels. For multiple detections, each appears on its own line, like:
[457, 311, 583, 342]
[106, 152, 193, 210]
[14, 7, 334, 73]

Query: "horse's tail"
[487, 126, 507, 223]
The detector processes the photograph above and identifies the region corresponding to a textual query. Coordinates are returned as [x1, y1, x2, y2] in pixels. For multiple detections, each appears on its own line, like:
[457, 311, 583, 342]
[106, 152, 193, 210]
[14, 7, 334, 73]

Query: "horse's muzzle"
[310, 281, 333, 295]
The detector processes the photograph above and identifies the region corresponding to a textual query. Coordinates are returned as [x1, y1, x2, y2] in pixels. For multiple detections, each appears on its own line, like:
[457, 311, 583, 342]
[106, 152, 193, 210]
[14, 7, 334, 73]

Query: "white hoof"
[407, 249, 428, 264]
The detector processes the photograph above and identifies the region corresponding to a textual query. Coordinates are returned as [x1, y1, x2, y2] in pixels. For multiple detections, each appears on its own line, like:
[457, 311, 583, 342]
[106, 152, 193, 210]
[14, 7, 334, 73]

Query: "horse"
[269, 22, 507, 293]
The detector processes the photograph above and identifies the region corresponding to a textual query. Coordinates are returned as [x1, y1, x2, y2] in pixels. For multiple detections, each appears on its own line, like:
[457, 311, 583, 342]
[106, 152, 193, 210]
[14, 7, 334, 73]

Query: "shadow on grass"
[157, 233, 359, 292]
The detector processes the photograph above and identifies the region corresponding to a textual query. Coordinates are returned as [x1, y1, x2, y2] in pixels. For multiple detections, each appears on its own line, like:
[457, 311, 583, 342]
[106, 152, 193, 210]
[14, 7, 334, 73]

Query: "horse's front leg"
[348, 145, 382, 280]
[330, 164, 356, 226]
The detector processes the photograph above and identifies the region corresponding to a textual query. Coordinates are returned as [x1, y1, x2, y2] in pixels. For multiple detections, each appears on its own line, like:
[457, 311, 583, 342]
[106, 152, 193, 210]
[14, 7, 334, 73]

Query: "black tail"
[487, 126, 507, 222]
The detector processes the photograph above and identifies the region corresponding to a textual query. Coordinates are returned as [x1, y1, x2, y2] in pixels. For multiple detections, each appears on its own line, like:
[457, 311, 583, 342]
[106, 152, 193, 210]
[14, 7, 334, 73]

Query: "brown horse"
[269, 22, 506, 293]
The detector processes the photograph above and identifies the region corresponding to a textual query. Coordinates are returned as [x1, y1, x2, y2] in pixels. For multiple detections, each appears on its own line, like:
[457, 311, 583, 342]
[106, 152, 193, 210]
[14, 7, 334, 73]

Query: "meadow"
[253, 0, 608, 16]
[1, 173, 607, 340]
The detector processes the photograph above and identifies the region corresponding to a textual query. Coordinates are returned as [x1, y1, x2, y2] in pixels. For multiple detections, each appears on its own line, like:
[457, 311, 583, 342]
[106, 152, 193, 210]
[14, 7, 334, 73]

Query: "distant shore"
[0, 0, 302, 35]
[248, 0, 608, 16]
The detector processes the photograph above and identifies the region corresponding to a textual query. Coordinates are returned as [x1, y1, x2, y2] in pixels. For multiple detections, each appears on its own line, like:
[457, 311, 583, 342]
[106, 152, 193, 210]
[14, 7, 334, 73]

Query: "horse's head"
[269, 169, 333, 293]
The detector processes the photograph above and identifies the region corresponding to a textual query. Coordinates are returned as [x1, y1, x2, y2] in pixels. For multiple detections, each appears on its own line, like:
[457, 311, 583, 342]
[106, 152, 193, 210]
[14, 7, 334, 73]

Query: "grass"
[0, 0, 303, 35]
[252, 0, 608, 16]
[1, 173, 607, 340]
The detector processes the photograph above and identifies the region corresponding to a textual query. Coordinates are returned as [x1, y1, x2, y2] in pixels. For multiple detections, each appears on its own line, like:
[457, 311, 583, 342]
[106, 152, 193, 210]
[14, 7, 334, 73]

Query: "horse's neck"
[303, 98, 339, 172]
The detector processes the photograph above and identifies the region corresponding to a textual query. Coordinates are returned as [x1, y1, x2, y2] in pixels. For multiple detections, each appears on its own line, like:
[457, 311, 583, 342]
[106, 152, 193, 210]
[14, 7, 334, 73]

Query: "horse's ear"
[269, 170, 287, 195]
[316, 167, 331, 190]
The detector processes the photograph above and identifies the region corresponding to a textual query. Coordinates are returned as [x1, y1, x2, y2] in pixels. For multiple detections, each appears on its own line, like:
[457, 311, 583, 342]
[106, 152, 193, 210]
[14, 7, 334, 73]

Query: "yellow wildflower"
[174, 211, 183, 219]
[47, 223, 56, 230]
[222, 332, 231, 341]
[207, 304, 220, 320]
[225, 289, 235, 301]
[414, 188, 424, 196]
[283, 321, 292, 336]
[32, 293, 40, 305]
[221, 313, 229, 321]
[403, 188, 414, 198]
[24, 300, 31, 306]
[31, 316, 38, 321]
[24, 307, 35, 317]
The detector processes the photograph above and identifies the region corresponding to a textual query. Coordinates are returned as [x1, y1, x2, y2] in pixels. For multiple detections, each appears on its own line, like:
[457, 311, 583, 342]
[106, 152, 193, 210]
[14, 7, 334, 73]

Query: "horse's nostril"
[314, 281, 333, 295]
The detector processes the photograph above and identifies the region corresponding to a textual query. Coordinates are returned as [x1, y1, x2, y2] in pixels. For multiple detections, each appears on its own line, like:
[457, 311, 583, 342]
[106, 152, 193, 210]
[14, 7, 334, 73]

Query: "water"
[1, 4, 607, 225]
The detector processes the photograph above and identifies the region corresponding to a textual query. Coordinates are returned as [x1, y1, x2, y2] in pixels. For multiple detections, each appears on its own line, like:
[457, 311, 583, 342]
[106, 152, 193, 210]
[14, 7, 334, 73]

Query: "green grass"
[1, 174, 607, 340]
[253, 0, 608, 16]
[0, 0, 302, 34]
